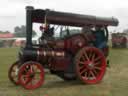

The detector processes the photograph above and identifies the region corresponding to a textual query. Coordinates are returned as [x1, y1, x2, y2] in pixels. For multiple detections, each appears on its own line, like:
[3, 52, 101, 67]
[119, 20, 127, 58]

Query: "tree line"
[0, 25, 37, 37]
[14, 25, 37, 37]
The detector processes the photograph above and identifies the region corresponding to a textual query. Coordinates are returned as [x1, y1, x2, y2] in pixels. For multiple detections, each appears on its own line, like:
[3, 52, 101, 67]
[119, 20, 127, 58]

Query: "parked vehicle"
[112, 33, 128, 48]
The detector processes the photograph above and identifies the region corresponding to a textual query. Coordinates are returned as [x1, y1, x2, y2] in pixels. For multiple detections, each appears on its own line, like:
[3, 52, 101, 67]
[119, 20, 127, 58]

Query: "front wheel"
[18, 61, 44, 90]
[75, 47, 106, 84]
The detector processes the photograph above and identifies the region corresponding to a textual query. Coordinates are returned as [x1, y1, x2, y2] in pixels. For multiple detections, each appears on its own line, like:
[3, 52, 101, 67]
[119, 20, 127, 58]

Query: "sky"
[0, 0, 128, 33]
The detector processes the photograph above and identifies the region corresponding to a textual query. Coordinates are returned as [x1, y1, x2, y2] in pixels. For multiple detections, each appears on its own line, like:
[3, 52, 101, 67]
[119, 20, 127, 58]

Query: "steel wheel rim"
[8, 61, 19, 85]
[18, 61, 44, 90]
[76, 47, 106, 84]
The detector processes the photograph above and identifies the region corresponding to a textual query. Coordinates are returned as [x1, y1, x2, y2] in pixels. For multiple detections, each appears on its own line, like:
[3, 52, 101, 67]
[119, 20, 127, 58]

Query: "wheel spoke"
[85, 72, 88, 77]
[88, 50, 92, 59]
[94, 56, 102, 62]
[83, 50, 89, 61]
[94, 66, 102, 70]
[94, 62, 101, 66]
[78, 61, 85, 65]
[26, 79, 33, 86]
[25, 75, 33, 84]
[90, 71, 96, 79]
[80, 66, 87, 75]
[33, 65, 38, 72]
[91, 53, 95, 61]
[81, 55, 86, 61]
[80, 69, 86, 75]
[87, 71, 91, 78]
[30, 65, 34, 73]
[79, 65, 85, 71]
[93, 69, 98, 75]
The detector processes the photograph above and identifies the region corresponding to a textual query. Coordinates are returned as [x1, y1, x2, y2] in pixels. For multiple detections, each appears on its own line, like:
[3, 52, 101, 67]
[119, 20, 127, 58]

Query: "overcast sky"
[0, 0, 128, 33]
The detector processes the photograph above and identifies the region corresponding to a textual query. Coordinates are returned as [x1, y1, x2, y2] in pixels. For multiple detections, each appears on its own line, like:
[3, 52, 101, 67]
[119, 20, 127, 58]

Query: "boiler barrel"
[19, 48, 65, 62]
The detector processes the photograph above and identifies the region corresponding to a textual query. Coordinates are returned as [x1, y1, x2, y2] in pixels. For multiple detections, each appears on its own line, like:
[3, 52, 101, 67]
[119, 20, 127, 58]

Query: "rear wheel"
[8, 61, 19, 85]
[75, 47, 106, 84]
[18, 61, 44, 90]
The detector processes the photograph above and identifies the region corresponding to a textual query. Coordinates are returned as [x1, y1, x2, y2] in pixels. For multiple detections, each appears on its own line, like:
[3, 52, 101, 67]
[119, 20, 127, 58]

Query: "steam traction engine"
[8, 6, 119, 90]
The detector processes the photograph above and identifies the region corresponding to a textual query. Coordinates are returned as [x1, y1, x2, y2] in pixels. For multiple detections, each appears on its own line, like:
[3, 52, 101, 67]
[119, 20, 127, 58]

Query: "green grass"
[0, 47, 128, 96]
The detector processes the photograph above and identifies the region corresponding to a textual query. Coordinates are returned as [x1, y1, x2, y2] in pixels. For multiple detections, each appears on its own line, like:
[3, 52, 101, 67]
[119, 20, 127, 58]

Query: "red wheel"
[8, 61, 19, 85]
[75, 47, 106, 84]
[18, 61, 44, 90]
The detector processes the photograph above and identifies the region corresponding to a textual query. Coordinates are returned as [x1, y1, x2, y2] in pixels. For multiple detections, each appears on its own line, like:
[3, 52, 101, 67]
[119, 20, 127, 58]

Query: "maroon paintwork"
[48, 34, 88, 71]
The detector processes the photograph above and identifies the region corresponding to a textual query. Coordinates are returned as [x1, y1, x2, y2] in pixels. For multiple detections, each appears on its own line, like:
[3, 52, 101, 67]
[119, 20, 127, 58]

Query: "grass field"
[0, 47, 128, 96]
